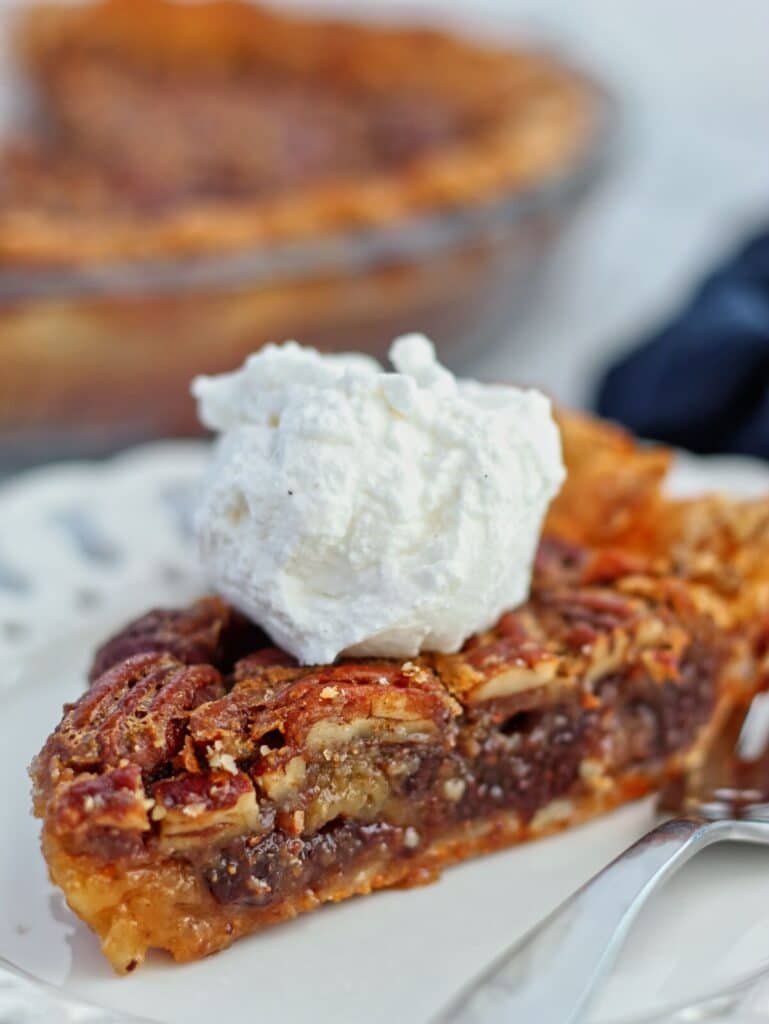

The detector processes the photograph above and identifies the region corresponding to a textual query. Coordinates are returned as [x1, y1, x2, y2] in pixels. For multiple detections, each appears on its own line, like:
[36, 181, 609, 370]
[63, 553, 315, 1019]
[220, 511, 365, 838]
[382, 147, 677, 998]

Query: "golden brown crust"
[553, 413, 769, 697]
[1, 0, 601, 266]
[547, 410, 671, 548]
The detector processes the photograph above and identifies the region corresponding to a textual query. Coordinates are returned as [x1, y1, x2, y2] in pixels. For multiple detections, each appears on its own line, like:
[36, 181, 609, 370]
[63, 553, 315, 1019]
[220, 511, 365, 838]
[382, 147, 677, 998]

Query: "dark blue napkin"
[595, 227, 769, 457]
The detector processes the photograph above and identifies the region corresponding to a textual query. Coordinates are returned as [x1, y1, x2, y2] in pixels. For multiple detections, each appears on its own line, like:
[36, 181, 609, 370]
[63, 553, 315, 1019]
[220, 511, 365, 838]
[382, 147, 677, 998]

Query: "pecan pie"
[2, 0, 598, 266]
[30, 415, 762, 973]
[0, 1, 607, 461]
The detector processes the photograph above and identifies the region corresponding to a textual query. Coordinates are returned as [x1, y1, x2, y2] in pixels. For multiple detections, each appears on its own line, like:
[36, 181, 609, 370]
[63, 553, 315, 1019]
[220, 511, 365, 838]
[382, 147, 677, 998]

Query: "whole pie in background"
[0, 0, 610, 464]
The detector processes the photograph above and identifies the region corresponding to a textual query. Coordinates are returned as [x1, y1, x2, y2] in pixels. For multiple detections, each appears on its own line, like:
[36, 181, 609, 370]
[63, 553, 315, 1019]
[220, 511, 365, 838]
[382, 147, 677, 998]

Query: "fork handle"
[433, 816, 769, 1024]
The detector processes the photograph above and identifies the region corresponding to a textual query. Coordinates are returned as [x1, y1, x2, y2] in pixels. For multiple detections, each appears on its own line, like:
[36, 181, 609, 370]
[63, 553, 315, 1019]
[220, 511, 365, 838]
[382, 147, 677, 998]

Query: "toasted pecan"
[90, 597, 264, 680]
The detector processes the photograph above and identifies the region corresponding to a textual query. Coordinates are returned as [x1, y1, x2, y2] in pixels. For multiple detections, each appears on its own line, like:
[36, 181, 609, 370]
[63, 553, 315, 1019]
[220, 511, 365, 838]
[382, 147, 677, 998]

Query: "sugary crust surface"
[551, 413, 769, 671]
[547, 410, 672, 549]
[0, 0, 601, 266]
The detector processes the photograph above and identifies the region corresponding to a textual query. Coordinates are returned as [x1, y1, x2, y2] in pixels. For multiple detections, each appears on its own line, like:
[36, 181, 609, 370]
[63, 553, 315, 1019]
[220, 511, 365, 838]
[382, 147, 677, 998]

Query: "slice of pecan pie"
[31, 415, 767, 972]
[31, 548, 734, 972]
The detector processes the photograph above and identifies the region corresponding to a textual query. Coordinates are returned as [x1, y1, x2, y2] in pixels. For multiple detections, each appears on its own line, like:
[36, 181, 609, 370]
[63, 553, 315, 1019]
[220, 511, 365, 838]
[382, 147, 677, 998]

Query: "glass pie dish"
[0, 0, 615, 469]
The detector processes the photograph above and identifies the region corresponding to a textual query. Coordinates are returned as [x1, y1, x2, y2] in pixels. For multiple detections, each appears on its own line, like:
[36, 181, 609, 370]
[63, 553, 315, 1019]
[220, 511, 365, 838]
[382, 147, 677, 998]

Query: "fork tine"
[738, 691, 769, 761]
[659, 696, 766, 816]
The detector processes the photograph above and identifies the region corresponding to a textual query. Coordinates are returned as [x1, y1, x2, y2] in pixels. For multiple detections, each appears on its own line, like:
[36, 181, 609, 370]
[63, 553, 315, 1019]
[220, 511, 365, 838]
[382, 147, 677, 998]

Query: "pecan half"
[152, 770, 260, 852]
[48, 763, 151, 858]
[190, 660, 458, 763]
[89, 597, 265, 681]
[36, 652, 224, 794]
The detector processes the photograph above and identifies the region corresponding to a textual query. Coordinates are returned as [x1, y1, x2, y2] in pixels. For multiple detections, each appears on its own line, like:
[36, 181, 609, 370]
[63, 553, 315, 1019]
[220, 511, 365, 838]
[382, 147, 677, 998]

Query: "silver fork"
[433, 695, 769, 1024]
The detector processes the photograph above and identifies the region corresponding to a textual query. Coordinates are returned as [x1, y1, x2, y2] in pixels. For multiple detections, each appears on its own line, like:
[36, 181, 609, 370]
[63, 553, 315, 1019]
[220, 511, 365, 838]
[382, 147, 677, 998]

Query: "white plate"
[2, 442, 769, 1024]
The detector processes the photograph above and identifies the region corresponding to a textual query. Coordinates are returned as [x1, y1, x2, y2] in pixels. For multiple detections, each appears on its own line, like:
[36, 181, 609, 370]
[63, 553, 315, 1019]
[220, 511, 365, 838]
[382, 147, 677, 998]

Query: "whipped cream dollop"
[192, 335, 565, 665]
